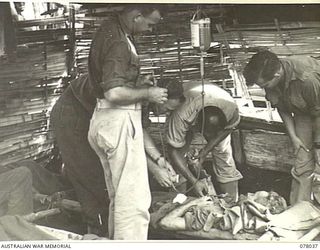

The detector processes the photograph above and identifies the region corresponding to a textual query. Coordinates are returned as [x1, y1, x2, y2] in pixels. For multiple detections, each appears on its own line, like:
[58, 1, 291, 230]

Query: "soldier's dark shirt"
[265, 56, 320, 117]
[70, 14, 140, 114]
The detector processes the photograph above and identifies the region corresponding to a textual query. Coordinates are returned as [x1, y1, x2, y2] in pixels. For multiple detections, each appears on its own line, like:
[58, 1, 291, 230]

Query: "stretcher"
[149, 227, 259, 240]
[149, 191, 260, 240]
[149, 192, 320, 241]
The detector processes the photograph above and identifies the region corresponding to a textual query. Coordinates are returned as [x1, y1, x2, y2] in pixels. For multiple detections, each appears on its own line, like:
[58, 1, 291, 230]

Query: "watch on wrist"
[155, 155, 163, 163]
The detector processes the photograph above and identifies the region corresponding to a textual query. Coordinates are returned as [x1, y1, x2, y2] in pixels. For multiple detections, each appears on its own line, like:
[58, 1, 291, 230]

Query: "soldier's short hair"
[122, 4, 165, 17]
[158, 78, 185, 102]
[243, 50, 281, 86]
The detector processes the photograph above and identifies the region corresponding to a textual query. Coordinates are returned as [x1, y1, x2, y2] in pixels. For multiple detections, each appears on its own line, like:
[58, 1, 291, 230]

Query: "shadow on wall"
[205, 161, 292, 204]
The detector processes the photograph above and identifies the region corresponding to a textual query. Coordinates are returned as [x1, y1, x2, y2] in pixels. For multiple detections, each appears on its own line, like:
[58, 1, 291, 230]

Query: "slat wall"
[214, 21, 320, 72]
[0, 16, 70, 166]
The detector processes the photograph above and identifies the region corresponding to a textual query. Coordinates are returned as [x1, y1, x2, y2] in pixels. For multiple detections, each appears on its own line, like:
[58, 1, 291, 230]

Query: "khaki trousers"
[191, 133, 243, 183]
[290, 114, 315, 205]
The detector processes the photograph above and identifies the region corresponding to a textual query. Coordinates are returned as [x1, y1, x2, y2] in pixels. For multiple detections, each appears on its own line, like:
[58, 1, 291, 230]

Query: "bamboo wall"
[217, 21, 320, 71]
[0, 7, 5, 56]
[0, 15, 70, 166]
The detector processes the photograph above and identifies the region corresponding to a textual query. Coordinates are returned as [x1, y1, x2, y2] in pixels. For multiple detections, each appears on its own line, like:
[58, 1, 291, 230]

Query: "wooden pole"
[1, 2, 17, 60]
[0, 4, 5, 56]
[177, 38, 183, 82]
[68, 3, 76, 78]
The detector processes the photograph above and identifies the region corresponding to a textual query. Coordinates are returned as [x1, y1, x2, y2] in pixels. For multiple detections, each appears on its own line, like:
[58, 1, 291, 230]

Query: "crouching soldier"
[243, 50, 320, 205]
[153, 79, 243, 202]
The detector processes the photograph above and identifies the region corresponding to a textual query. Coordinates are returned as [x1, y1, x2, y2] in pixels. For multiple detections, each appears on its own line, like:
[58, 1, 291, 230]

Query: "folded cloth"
[184, 198, 224, 231]
[228, 206, 243, 235]
[220, 206, 243, 235]
[266, 227, 307, 241]
[220, 199, 272, 235]
[185, 205, 210, 231]
[268, 201, 320, 231]
[259, 201, 320, 240]
[203, 212, 215, 232]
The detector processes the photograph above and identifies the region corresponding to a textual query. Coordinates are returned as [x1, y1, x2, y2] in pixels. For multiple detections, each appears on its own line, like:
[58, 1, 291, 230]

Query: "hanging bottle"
[190, 9, 211, 52]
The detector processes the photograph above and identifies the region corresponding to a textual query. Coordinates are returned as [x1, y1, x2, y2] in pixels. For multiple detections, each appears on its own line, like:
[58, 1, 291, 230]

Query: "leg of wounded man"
[0, 167, 33, 216]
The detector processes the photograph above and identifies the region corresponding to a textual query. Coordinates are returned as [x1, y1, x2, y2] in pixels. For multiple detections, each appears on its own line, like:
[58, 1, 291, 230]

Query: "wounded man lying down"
[155, 191, 288, 235]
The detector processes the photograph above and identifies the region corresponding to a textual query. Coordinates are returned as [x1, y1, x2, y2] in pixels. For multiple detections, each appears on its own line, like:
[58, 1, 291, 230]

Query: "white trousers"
[88, 100, 151, 240]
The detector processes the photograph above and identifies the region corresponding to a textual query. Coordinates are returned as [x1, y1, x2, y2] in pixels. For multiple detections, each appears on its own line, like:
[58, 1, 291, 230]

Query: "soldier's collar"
[118, 14, 133, 36]
[279, 59, 295, 91]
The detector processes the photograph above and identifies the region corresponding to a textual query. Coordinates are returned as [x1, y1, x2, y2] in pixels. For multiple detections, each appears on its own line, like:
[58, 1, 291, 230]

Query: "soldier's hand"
[137, 74, 155, 87]
[193, 181, 209, 197]
[153, 167, 172, 188]
[157, 157, 177, 177]
[315, 148, 320, 166]
[147, 87, 168, 104]
[291, 136, 309, 155]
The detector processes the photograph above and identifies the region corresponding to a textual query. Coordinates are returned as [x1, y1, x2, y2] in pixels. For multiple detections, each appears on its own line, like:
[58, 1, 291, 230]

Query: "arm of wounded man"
[159, 197, 220, 231]
[158, 198, 203, 231]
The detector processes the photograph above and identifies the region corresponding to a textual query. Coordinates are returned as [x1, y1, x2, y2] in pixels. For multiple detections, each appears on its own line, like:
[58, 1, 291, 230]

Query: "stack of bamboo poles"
[213, 20, 320, 72]
[0, 18, 69, 166]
